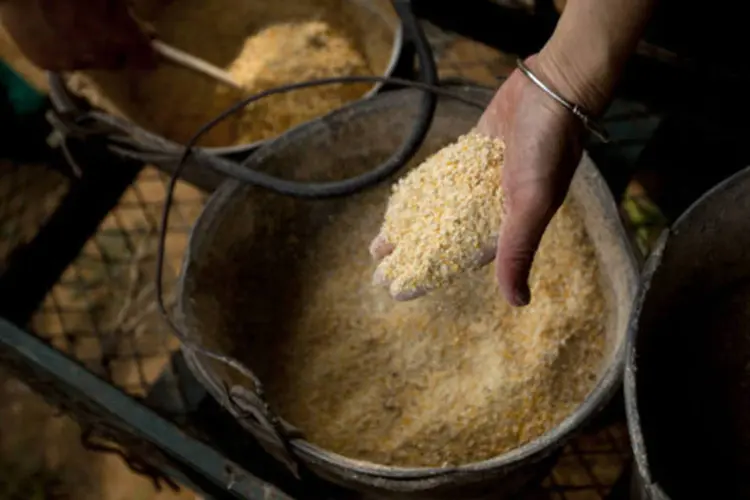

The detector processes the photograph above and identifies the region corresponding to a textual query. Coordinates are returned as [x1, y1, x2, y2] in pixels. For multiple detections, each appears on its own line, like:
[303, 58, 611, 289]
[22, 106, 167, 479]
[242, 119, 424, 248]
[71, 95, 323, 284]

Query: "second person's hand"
[0, 0, 157, 71]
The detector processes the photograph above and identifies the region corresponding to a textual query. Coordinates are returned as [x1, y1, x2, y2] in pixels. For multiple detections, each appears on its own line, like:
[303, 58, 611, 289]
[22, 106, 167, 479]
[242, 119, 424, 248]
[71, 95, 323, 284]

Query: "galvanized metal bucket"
[46, 0, 405, 191]
[176, 86, 639, 499]
[625, 165, 750, 500]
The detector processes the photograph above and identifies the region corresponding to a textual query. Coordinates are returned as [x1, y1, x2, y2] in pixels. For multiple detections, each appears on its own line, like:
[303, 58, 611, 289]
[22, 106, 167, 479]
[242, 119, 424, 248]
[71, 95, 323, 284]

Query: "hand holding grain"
[371, 0, 648, 305]
[478, 57, 584, 306]
[370, 130, 505, 301]
[371, 57, 584, 306]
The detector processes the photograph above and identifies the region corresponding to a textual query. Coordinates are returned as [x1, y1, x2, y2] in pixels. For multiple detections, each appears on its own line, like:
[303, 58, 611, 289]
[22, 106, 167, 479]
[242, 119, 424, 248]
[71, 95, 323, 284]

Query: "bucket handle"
[176, 337, 301, 468]
[160, 0, 441, 477]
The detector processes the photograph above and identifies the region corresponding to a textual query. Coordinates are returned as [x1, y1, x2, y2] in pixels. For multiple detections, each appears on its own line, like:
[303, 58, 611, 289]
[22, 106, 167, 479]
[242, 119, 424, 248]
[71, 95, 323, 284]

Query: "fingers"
[390, 279, 428, 302]
[368, 233, 394, 260]
[475, 242, 497, 268]
[371, 243, 429, 301]
[495, 183, 558, 307]
[489, 63, 582, 307]
[370, 232, 428, 300]
[371, 234, 424, 300]
[372, 239, 496, 302]
[371, 258, 422, 300]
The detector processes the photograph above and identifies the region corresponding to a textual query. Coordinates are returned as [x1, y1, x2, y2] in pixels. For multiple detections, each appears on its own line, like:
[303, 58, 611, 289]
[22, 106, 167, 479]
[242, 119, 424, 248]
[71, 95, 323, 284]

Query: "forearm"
[535, 0, 657, 115]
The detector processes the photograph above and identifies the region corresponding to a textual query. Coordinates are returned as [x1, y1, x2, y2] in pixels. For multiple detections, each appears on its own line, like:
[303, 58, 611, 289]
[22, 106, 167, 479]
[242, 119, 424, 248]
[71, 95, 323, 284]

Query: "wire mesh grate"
[30, 168, 204, 405]
[545, 424, 630, 499]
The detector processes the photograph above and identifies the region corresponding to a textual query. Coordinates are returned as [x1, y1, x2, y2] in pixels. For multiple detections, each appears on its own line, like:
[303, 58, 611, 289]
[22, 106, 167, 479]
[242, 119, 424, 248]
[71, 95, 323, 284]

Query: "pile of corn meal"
[222, 131, 607, 467]
[66, 0, 392, 147]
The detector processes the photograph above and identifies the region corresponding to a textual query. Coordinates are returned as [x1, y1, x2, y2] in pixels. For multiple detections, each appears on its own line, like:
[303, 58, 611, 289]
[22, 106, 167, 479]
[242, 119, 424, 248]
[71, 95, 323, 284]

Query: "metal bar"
[0, 316, 293, 500]
[0, 139, 141, 326]
[146, 352, 351, 500]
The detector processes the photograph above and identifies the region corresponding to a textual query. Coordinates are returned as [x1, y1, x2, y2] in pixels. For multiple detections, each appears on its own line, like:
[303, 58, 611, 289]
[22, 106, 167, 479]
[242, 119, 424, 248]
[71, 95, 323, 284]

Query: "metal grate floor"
[8, 25, 663, 500]
[29, 168, 204, 402]
[539, 424, 631, 499]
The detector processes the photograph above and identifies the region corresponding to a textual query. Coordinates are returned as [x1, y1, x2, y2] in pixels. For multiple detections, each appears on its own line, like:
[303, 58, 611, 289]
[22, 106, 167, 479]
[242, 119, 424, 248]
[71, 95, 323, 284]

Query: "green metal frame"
[0, 317, 293, 500]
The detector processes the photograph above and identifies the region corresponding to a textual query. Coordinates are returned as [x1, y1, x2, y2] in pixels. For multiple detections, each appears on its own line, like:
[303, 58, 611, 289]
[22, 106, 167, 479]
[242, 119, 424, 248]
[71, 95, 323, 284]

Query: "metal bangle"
[516, 59, 610, 143]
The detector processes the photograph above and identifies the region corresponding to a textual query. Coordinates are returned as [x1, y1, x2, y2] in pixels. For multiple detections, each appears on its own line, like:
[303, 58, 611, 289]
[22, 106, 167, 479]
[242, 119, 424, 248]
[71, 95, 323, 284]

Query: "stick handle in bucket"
[151, 40, 242, 90]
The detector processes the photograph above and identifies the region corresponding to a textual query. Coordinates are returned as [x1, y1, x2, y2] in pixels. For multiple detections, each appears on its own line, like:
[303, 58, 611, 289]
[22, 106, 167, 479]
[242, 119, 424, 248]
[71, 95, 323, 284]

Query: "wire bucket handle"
[163, 0, 445, 477]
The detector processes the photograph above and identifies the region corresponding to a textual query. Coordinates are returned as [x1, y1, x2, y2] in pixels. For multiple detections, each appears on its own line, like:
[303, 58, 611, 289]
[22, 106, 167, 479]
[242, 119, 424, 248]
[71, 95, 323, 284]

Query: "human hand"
[0, 0, 156, 71]
[477, 55, 585, 306]
[370, 55, 600, 305]
[372, 0, 652, 306]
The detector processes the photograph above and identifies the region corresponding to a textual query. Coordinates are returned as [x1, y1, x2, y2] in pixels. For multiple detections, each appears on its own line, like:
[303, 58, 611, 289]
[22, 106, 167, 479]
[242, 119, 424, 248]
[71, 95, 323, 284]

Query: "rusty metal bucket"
[175, 86, 639, 499]
[46, 0, 406, 191]
[626, 165, 750, 499]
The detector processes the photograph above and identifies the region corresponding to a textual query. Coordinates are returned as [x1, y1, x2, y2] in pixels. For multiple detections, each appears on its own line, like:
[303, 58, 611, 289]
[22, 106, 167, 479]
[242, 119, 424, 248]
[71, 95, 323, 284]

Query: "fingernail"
[372, 266, 389, 287]
[368, 239, 380, 259]
[474, 243, 496, 267]
[393, 286, 427, 302]
[513, 288, 530, 307]
[369, 234, 394, 260]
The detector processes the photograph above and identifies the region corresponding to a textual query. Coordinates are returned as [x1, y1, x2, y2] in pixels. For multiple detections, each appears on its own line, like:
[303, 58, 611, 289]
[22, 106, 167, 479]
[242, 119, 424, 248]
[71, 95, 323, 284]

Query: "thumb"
[495, 182, 558, 307]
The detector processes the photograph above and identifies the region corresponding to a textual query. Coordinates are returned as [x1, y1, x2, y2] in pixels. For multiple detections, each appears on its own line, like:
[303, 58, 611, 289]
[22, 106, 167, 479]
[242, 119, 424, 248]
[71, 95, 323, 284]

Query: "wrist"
[532, 0, 655, 116]
[533, 44, 618, 118]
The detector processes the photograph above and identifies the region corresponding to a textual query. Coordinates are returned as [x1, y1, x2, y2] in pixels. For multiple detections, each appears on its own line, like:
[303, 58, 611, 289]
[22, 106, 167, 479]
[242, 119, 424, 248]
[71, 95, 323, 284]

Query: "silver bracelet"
[516, 59, 610, 143]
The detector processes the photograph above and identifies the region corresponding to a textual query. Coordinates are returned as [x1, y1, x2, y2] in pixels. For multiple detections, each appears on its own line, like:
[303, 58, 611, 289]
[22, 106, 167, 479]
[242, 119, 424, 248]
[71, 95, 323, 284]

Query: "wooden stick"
[151, 39, 242, 90]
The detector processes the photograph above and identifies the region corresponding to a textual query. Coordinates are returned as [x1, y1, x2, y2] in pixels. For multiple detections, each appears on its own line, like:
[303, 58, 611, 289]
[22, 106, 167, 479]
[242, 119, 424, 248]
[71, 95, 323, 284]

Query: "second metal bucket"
[46, 0, 407, 191]
[626, 165, 750, 499]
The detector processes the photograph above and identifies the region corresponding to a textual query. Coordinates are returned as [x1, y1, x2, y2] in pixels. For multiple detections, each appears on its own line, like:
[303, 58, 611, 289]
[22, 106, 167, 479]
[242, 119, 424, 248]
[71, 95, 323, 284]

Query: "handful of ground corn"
[372, 129, 506, 300]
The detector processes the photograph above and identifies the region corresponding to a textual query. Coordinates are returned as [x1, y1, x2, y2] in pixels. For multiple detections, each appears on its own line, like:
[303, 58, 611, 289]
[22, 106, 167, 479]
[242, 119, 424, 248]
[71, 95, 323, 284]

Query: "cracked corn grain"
[65, 0, 386, 147]
[377, 130, 505, 298]
[236, 182, 606, 467]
